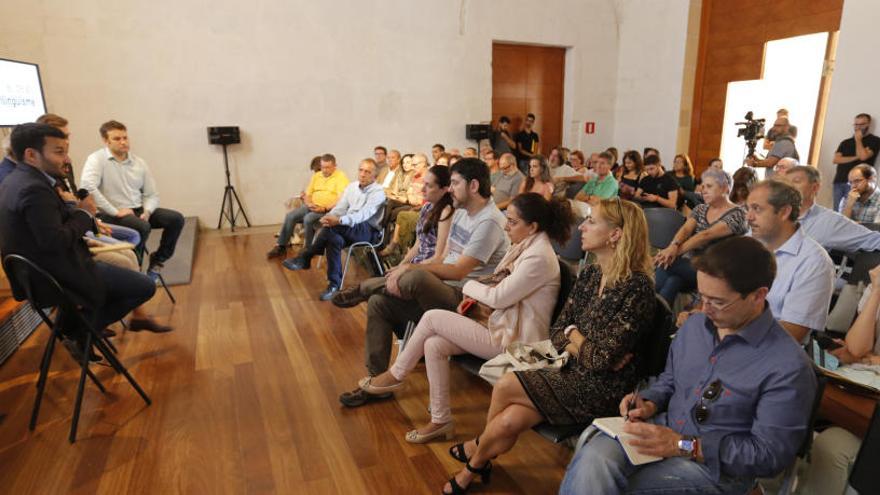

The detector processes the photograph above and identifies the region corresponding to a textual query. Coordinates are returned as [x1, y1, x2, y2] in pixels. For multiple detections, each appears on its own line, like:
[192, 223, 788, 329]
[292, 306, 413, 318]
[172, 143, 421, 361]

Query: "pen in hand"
[624, 380, 644, 422]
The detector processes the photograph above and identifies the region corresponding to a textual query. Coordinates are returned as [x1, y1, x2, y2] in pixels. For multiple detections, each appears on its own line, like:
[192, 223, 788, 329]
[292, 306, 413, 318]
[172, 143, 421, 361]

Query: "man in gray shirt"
[747, 117, 799, 178]
[80, 120, 184, 274]
[339, 158, 509, 407]
[491, 152, 524, 210]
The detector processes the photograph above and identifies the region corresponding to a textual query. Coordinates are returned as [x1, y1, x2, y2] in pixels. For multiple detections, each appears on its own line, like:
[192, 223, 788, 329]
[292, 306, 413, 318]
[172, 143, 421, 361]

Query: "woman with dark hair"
[518, 155, 554, 200]
[309, 155, 322, 173]
[729, 166, 758, 205]
[438, 198, 656, 494]
[617, 150, 645, 200]
[671, 154, 696, 192]
[331, 165, 454, 307]
[358, 194, 574, 444]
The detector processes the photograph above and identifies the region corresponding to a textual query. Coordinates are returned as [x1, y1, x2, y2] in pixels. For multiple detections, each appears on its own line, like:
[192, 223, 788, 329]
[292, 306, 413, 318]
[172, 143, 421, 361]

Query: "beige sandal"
[405, 422, 455, 443]
[358, 375, 404, 394]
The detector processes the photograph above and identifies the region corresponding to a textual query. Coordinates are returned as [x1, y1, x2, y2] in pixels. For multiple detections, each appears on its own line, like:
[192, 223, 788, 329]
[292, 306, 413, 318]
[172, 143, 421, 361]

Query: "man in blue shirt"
[283, 158, 386, 301]
[560, 236, 817, 494]
[784, 165, 880, 253]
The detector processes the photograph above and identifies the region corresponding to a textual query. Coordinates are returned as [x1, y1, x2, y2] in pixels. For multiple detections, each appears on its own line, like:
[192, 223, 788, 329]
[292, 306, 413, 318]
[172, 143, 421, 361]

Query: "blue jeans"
[302, 222, 379, 287]
[655, 257, 697, 306]
[833, 182, 849, 212]
[107, 224, 141, 245]
[278, 205, 324, 250]
[559, 428, 753, 494]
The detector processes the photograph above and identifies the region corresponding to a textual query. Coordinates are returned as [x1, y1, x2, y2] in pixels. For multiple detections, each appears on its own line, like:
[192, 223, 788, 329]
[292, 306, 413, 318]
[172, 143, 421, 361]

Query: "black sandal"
[448, 436, 479, 463]
[442, 461, 492, 494]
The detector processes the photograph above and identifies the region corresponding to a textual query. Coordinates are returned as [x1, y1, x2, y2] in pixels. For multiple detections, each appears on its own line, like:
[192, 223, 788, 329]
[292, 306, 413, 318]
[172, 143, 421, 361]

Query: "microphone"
[75, 188, 90, 200]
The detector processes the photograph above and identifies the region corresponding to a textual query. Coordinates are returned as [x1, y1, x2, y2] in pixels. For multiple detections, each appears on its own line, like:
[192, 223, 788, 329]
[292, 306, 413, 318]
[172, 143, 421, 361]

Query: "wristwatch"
[677, 436, 698, 460]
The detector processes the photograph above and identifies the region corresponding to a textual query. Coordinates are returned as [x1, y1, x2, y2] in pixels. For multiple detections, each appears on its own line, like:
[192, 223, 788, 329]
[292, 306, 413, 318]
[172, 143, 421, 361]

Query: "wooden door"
[492, 43, 565, 154]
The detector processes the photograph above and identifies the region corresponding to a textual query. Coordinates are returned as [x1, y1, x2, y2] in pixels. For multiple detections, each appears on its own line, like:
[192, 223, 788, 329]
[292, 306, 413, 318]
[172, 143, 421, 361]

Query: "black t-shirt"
[637, 173, 679, 208]
[514, 130, 539, 160]
[834, 134, 880, 183]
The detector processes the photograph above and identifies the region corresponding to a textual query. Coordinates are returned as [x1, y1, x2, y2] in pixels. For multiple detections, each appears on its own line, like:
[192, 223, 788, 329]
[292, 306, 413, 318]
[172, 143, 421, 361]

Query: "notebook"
[591, 417, 663, 465]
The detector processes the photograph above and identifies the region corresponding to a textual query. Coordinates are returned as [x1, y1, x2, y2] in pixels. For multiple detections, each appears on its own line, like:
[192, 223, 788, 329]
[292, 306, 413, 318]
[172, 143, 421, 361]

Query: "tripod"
[216, 143, 251, 231]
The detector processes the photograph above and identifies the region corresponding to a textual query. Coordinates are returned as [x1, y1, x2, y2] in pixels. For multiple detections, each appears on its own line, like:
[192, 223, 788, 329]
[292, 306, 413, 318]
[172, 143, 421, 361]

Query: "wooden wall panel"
[492, 43, 565, 153]
[688, 0, 843, 173]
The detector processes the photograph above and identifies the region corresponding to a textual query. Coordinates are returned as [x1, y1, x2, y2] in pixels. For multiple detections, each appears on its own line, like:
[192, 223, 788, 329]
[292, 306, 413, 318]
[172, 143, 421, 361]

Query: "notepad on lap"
[592, 417, 662, 465]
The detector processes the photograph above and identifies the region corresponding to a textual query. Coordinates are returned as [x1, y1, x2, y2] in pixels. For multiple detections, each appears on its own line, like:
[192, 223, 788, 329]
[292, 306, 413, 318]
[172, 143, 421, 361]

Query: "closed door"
[492, 43, 565, 154]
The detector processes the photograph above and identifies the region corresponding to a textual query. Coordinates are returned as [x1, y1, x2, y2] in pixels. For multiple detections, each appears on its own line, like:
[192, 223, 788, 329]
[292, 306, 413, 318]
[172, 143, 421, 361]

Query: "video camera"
[735, 111, 766, 157]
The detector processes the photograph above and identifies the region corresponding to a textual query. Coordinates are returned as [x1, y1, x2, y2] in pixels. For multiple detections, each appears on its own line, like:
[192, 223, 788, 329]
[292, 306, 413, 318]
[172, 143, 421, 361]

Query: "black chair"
[2, 254, 151, 443]
[777, 367, 827, 494]
[552, 221, 585, 263]
[644, 208, 686, 249]
[633, 294, 676, 379]
[849, 401, 880, 493]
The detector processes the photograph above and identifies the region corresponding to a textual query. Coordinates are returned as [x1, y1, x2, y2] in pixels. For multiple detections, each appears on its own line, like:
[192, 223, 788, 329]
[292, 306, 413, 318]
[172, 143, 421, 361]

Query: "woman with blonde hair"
[440, 197, 656, 494]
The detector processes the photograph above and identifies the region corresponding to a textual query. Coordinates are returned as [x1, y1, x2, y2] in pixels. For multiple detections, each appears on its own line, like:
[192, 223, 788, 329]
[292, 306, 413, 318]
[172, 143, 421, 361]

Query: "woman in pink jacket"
[358, 193, 575, 443]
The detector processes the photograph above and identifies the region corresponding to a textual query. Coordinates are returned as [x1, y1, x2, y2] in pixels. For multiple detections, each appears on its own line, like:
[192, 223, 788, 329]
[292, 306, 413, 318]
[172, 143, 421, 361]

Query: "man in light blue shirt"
[784, 165, 880, 253]
[747, 179, 834, 343]
[283, 158, 386, 301]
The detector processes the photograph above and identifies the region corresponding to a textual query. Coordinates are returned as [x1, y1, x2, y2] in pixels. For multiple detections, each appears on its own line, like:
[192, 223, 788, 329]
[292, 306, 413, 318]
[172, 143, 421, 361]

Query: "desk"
[819, 382, 877, 437]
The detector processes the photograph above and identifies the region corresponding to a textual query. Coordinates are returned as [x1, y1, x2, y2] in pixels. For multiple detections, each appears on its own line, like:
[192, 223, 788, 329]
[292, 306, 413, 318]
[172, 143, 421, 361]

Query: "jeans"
[278, 205, 323, 250]
[559, 428, 754, 495]
[301, 222, 379, 287]
[655, 257, 698, 306]
[99, 207, 185, 263]
[87, 262, 156, 331]
[833, 182, 849, 212]
[107, 224, 141, 245]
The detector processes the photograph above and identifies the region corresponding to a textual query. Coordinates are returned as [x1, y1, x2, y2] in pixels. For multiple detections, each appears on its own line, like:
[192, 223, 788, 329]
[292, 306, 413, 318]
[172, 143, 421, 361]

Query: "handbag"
[478, 340, 569, 385]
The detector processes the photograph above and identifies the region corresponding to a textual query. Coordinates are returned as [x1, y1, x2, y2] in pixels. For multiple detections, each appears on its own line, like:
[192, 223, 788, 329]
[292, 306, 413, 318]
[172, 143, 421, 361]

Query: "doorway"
[491, 43, 565, 154]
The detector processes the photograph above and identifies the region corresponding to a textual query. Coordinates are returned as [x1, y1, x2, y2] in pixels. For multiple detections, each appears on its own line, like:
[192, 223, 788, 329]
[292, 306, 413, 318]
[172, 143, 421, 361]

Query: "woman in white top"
[357, 193, 575, 443]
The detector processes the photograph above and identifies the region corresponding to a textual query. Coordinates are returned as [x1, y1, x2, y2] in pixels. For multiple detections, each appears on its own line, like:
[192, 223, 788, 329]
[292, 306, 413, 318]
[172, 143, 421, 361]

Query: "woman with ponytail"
[357, 193, 574, 444]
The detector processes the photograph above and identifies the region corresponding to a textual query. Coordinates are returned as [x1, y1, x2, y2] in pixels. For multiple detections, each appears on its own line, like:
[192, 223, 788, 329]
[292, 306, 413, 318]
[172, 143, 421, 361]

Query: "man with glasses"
[560, 236, 817, 495]
[746, 179, 834, 344]
[840, 164, 880, 223]
[832, 113, 880, 211]
[373, 146, 388, 182]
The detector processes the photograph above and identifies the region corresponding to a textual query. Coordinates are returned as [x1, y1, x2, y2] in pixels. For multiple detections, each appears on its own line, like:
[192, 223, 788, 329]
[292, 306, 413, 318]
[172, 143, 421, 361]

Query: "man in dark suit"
[0, 123, 159, 352]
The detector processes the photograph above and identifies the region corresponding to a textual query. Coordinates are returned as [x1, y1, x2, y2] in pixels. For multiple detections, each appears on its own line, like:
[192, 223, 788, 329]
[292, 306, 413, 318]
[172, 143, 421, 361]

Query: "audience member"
[747, 179, 833, 343]
[515, 113, 540, 174]
[0, 124, 160, 357]
[445, 198, 656, 494]
[0, 138, 16, 185]
[772, 156, 798, 175]
[462, 147, 478, 158]
[606, 146, 620, 172]
[729, 166, 757, 205]
[267, 153, 349, 258]
[635, 155, 679, 209]
[490, 152, 524, 210]
[670, 154, 695, 192]
[829, 264, 880, 365]
[379, 154, 430, 256]
[482, 149, 498, 174]
[840, 163, 880, 223]
[333, 165, 455, 308]
[436, 153, 450, 167]
[357, 193, 572, 444]
[373, 146, 388, 180]
[575, 151, 618, 205]
[493, 116, 516, 156]
[832, 113, 880, 210]
[557, 149, 592, 198]
[617, 150, 645, 200]
[518, 155, 553, 200]
[643, 147, 659, 160]
[747, 117, 799, 177]
[431, 143, 446, 165]
[380, 149, 401, 188]
[561, 236, 816, 494]
[338, 158, 508, 407]
[383, 153, 417, 227]
[707, 157, 723, 171]
[655, 168, 745, 305]
[80, 120, 185, 275]
[282, 159, 386, 300]
[784, 165, 880, 253]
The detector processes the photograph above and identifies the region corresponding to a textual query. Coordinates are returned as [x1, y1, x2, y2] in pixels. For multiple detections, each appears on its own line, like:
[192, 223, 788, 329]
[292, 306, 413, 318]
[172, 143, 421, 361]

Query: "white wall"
[611, 0, 691, 164]
[817, 0, 880, 207]
[0, 0, 621, 226]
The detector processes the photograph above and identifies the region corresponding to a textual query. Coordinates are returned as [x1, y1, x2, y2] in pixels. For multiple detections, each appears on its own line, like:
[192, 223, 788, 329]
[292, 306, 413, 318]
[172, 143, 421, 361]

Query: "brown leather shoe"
[129, 318, 173, 333]
[331, 287, 367, 308]
[266, 245, 287, 259]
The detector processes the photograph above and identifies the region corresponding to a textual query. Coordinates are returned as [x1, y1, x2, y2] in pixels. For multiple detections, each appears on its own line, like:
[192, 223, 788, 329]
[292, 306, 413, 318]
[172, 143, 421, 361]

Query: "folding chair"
[644, 207, 687, 250]
[2, 254, 152, 443]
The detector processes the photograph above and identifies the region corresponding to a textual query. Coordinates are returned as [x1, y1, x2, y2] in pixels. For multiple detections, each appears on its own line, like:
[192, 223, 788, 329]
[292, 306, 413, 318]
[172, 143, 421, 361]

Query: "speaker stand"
[216, 143, 251, 231]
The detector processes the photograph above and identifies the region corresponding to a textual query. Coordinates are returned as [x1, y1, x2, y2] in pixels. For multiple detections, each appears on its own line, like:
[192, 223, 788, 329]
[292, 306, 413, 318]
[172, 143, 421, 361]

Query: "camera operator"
[746, 117, 799, 177]
[831, 113, 880, 211]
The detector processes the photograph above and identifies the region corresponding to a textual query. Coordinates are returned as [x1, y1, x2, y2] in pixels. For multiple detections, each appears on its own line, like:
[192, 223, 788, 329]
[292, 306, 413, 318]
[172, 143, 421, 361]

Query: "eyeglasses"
[697, 293, 743, 313]
[693, 379, 723, 424]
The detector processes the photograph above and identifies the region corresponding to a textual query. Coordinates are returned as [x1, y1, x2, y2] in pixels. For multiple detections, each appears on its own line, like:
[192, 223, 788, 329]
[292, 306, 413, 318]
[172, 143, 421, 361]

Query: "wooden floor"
[0, 228, 570, 494]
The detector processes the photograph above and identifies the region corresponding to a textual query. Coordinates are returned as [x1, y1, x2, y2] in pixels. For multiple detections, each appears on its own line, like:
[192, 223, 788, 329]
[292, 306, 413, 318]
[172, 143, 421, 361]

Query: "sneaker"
[281, 257, 309, 271]
[147, 259, 165, 274]
[266, 245, 287, 259]
[331, 287, 367, 308]
[338, 387, 392, 408]
[319, 285, 339, 301]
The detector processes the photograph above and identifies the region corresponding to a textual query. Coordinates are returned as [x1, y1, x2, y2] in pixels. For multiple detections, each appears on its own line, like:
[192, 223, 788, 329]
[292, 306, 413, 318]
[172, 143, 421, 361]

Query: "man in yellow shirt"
[268, 153, 349, 258]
